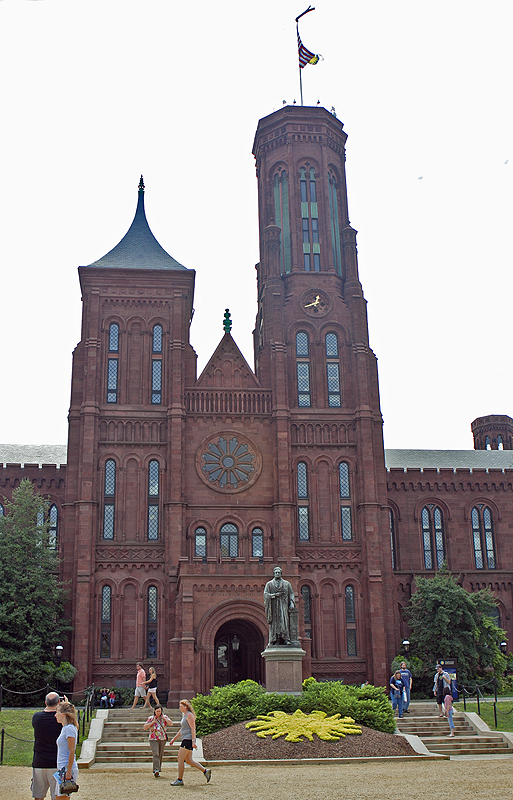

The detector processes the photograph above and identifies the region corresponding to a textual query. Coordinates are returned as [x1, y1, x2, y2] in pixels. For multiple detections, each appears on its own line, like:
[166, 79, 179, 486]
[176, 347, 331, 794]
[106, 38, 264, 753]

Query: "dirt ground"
[4, 759, 513, 800]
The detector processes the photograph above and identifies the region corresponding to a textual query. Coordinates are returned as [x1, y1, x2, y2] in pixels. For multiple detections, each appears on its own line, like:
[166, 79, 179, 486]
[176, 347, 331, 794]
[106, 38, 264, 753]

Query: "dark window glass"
[108, 323, 119, 352]
[147, 585, 158, 658]
[296, 332, 309, 357]
[297, 362, 311, 406]
[298, 506, 310, 540]
[148, 460, 159, 496]
[148, 504, 159, 540]
[347, 628, 357, 657]
[312, 218, 319, 243]
[148, 586, 157, 623]
[107, 359, 118, 403]
[49, 504, 58, 550]
[105, 459, 116, 496]
[304, 253, 311, 271]
[422, 505, 445, 569]
[152, 360, 162, 404]
[341, 507, 352, 540]
[195, 527, 207, 557]
[389, 508, 396, 570]
[0, 503, 4, 516]
[339, 463, 350, 498]
[472, 505, 496, 569]
[301, 585, 311, 625]
[325, 333, 339, 358]
[297, 462, 308, 499]
[100, 585, 111, 658]
[220, 523, 238, 557]
[300, 179, 308, 202]
[252, 527, 264, 557]
[309, 179, 317, 204]
[152, 324, 163, 353]
[302, 217, 310, 243]
[345, 586, 355, 622]
[103, 504, 114, 540]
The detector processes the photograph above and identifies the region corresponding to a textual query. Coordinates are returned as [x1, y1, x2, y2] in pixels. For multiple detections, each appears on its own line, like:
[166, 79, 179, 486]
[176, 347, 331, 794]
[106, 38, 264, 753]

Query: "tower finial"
[138, 175, 145, 191]
[223, 308, 232, 333]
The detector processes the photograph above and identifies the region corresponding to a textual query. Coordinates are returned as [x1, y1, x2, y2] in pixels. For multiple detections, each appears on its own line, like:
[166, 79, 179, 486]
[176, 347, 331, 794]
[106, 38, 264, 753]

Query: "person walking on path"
[143, 704, 172, 777]
[131, 662, 147, 709]
[169, 699, 211, 786]
[400, 661, 413, 713]
[31, 691, 62, 800]
[54, 701, 79, 799]
[389, 670, 405, 718]
[142, 666, 158, 708]
[433, 663, 451, 716]
[444, 687, 455, 736]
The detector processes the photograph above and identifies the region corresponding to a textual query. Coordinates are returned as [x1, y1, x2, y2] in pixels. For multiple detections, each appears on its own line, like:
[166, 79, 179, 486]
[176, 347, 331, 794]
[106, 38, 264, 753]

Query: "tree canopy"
[0, 479, 71, 695]
[404, 565, 506, 683]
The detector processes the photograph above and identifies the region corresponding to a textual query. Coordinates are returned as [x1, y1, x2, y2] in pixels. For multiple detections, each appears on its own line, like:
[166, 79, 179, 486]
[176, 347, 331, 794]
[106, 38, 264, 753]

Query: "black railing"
[459, 677, 513, 729]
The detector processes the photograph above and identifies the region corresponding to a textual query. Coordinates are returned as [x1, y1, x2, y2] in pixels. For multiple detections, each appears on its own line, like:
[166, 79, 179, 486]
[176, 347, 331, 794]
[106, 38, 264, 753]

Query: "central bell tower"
[252, 106, 397, 685]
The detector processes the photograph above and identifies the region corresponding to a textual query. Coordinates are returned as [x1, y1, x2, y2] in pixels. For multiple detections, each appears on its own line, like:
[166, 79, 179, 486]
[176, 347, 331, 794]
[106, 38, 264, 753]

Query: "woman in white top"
[55, 701, 79, 798]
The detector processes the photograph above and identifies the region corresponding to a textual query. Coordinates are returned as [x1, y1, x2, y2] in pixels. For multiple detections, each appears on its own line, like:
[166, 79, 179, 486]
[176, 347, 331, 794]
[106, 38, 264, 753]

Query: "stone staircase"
[93, 707, 184, 765]
[397, 701, 513, 758]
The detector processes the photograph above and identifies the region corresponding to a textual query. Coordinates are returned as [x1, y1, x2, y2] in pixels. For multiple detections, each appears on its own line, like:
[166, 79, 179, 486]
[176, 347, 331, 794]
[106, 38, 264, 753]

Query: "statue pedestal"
[262, 646, 306, 694]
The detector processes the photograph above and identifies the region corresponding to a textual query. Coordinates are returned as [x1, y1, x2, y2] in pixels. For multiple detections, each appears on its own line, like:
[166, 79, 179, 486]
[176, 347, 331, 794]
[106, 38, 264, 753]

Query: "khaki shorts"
[32, 768, 57, 799]
[134, 686, 146, 697]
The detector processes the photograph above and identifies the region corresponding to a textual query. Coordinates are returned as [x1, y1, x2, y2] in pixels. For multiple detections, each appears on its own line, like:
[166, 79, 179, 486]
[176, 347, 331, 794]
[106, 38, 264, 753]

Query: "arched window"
[103, 459, 116, 540]
[108, 323, 119, 352]
[152, 324, 163, 354]
[421, 505, 445, 569]
[389, 508, 396, 570]
[497, 435, 504, 450]
[301, 585, 312, 640]
[472, 505, 496, 569]
[100, 585, 111, 658]
[147, 586, 158, 658]
[300, 167, 320, 271]
[148, 460, 159, 540]
[252, 527, 264, 558]
[345, 585, 357, 656]
[339, 462, 352, 541]
[296, 332, 311, 407]
[273, 170, 291, 274]
[195, 527, 207, 559]
[220, 523, 238, 558]
[49, 504, 58, 550]
[485, 436, 491, 450]
[151, 359, 162, 405]
[297, 461, 310, 541]
[328, 171, 342, 275]
[325, 333, 341, 407]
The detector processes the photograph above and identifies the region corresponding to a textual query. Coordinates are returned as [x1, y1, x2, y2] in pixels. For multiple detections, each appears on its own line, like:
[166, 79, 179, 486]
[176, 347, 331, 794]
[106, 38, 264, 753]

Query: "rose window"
[202, 437, 255, 488]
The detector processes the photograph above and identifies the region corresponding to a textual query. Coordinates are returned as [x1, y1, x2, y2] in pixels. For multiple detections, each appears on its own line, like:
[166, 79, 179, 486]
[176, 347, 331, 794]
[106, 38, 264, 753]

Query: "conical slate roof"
[84, 177, 186, 270]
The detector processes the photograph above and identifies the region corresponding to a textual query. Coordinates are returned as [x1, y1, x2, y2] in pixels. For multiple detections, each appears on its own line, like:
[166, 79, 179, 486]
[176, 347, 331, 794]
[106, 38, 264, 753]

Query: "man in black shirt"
[32, 691, 61, 799]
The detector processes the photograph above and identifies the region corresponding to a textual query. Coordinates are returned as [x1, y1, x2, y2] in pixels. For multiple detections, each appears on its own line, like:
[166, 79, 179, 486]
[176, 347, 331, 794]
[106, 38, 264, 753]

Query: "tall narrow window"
[297, 461, 310, 541]
[296, 331, 311, 407]
[301, 585, 312, 639]
[422, 505, 445, 569]
[152, 324, 163, 353]
[497, 435, 504, 450]
[472, 505, 496, 569]
[107, 359, 118, 403]
[300, 167, 320, 271]
[103, 459, 116, 540]
[148, 460, 159, 540]
[151, 359, 162, 404]
[389, 508, 396, 570]
[220, 523, 238, 557]
[252, 527, 264, 558]
[0, 503, 4, 516]
[49, 504, 58, 550]
[339, 462, 352, 541]
[345, 585, 357, 656]
[328, 171, 342, 275]
[273, 170, 291, 273]
[147, 586, 157, 658]
[108, 323, 119, 352]
[100, 585, 111, 658]
[195, 526, 207, 558]
[325, 333, 341, 407]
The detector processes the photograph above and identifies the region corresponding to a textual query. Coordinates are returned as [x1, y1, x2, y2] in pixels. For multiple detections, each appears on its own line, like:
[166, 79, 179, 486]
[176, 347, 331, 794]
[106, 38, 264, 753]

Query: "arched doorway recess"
[214, 620, 264, 686]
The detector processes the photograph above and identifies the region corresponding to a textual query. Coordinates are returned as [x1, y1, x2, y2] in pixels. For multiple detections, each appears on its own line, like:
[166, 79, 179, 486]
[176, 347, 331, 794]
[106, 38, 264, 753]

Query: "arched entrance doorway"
[214, 620, 264, 686]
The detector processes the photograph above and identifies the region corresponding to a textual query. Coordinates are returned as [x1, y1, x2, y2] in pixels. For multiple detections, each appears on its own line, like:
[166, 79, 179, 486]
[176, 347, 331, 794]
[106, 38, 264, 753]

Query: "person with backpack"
[433, 663, 451, 716]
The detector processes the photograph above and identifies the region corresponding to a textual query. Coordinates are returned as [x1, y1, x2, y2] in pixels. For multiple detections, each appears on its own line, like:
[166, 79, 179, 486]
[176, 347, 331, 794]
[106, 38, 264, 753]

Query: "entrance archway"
[214, 620, 264, 686]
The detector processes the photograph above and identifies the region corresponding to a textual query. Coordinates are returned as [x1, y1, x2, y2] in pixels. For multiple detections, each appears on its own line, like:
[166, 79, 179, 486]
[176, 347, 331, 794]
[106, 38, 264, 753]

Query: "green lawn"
[0, 708, 90, 767]
[454, 700, 513, 732]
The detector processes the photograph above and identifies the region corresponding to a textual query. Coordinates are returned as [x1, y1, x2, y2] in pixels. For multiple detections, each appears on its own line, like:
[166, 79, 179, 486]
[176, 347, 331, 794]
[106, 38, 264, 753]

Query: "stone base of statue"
[262, 644, 306, 694]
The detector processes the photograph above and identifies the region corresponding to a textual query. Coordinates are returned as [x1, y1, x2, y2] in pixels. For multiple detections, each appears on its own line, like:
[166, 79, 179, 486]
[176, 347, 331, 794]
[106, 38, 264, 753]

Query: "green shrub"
[297, 680, 395, 734]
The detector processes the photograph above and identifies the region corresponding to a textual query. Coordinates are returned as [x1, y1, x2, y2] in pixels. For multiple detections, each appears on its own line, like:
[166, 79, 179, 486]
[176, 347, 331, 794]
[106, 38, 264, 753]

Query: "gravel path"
[4, 759, 513, 800]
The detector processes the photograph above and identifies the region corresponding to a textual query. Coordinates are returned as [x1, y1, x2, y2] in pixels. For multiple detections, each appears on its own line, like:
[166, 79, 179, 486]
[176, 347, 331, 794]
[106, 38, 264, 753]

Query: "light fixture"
[231, 634, 240, 651]
[55, 644, 64, 661]
[500, 641, 507, 655]
[402, 639, 410, 654]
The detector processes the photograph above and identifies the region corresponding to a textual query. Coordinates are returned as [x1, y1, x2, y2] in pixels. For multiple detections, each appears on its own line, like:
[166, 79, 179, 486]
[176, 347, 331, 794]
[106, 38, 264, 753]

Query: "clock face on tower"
[301, 289, 330, 317]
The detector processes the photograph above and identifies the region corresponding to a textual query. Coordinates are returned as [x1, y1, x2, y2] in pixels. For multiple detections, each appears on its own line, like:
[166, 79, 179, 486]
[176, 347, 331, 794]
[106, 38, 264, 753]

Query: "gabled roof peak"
[83, 177, 187, 271]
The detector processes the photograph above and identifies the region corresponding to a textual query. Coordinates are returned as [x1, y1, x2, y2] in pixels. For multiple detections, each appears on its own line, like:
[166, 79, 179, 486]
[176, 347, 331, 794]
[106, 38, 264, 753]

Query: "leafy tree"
[0, 479, 71, 697]
[404, 565, 507, 684]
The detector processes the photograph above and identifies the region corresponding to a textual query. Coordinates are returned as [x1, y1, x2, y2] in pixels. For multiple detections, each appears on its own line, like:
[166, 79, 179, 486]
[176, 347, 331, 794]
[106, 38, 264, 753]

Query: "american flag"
[297, 31, 319, 68]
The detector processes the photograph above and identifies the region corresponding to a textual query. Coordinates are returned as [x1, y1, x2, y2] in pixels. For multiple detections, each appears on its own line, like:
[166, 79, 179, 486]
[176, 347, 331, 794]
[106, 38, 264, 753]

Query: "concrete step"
[427, 744, 512, 756]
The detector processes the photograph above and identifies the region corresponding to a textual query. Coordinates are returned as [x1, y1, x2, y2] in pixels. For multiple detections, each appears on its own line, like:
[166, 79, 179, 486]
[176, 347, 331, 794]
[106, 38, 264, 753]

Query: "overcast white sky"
[0, 0, 511, 450]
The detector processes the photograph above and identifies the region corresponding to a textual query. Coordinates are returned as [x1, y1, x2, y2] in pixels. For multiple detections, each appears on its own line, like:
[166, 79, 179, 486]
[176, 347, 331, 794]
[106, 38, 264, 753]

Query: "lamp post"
[55, 644, 64, 695]
[402, 640, 410, 655]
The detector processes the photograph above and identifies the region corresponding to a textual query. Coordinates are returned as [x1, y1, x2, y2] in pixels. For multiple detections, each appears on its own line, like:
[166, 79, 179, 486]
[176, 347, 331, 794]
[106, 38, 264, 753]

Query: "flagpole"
[296, 6, 315, 107]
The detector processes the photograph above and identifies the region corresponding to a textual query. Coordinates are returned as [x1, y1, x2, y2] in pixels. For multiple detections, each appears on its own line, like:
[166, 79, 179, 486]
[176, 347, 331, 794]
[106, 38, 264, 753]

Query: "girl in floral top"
[143, 704, 172, 777]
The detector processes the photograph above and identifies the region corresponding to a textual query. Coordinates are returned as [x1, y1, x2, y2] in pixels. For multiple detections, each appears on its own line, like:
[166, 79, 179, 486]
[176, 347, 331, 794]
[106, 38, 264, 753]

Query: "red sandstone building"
[1, 106, 512, 700]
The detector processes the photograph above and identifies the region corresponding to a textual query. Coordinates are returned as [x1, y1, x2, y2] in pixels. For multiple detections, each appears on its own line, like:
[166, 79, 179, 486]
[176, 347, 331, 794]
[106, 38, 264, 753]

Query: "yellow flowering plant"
[245, 709, 362, 742]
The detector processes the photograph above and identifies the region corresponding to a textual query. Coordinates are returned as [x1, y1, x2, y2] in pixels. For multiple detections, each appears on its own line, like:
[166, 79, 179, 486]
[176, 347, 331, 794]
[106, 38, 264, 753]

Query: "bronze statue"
[263, 566, 295, 646]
